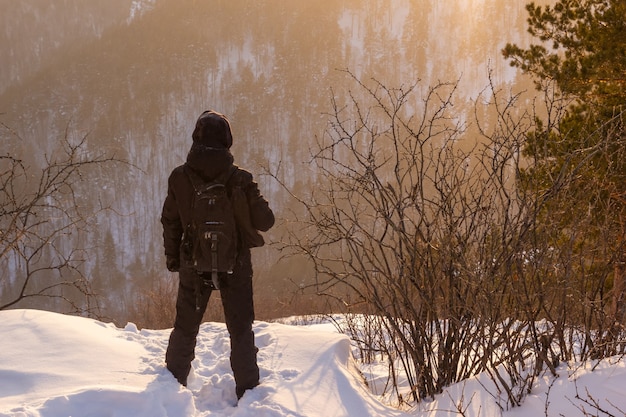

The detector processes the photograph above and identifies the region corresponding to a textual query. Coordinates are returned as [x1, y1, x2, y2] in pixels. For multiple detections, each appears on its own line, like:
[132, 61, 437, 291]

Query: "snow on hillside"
[128, 0, 156, 23]
[1, 309, 625, 417]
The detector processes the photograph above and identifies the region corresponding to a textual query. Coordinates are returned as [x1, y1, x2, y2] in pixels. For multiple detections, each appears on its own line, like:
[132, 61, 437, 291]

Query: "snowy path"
[0, 309, 408, 417]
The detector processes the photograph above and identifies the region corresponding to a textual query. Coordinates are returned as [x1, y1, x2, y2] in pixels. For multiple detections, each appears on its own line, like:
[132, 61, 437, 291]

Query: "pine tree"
[503, 0, 626, 342]
[504, 0, 626, 106]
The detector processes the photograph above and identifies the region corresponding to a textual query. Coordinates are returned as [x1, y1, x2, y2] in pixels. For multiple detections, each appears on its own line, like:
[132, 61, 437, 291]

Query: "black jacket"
[161, 143, 274, 269]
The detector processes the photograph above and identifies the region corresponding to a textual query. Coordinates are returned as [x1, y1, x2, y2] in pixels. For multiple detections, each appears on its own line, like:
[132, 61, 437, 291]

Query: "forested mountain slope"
[0, 0, 537, 320]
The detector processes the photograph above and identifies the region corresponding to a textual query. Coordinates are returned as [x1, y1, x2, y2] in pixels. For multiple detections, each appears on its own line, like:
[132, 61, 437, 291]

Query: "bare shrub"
[271, 70, 537, 403]
[0, 122, 126, 316]
[126, 272, 178, 329]
[271, 69, 625, 406]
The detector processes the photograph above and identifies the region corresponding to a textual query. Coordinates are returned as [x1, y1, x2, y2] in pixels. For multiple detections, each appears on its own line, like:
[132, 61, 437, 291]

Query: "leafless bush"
[271, 69, 625, 407]
[271, 69, 538, 403]
[0, 121, 125, 317]
[127, 271, 178, 329]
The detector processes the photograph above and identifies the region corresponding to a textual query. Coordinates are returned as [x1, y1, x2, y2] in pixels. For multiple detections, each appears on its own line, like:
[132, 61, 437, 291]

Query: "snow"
[1, 309, 625, 417]
[127, 0, 156, 23]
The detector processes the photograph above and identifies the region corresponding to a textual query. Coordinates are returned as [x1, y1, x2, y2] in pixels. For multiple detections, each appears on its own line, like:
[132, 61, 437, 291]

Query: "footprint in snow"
[278, 368, 300, 381]
[194, 374, 238, 410]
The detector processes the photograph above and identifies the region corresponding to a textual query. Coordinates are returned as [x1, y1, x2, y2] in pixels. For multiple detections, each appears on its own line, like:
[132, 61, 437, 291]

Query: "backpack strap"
[184, 164, 237, 193]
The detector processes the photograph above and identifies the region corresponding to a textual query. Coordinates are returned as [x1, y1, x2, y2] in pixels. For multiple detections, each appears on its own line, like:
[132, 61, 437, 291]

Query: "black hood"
[185, 142, 234, 181]
[192, 110, 233, 149]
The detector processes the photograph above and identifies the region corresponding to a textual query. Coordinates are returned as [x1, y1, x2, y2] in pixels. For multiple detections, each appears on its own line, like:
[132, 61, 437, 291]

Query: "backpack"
[182, 165, 239, 289]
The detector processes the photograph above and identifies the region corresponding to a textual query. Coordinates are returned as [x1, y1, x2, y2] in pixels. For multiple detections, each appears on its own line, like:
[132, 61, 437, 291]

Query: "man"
[161, 110, 275, 400]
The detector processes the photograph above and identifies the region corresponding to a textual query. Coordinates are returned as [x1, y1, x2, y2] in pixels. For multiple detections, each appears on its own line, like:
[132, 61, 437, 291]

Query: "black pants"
[165, 264, 259, 398]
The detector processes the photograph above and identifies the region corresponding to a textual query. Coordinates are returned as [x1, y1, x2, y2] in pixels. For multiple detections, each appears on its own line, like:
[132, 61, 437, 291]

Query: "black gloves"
[166, 256, 180, 272]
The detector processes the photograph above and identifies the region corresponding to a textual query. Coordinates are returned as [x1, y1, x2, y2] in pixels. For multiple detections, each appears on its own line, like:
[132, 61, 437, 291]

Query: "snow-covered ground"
[1, 309, 625, 417]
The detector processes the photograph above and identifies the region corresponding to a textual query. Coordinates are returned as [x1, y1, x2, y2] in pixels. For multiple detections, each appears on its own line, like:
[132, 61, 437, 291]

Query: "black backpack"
[182, 165, 239, 289]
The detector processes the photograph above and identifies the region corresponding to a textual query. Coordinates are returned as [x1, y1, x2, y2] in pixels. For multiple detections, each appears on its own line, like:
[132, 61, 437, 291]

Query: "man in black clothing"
[161, 110, 275, 399]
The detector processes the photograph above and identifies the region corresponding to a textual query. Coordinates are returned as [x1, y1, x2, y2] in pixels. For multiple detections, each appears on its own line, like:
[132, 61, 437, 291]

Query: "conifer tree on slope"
[503, 0, 626, 341]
